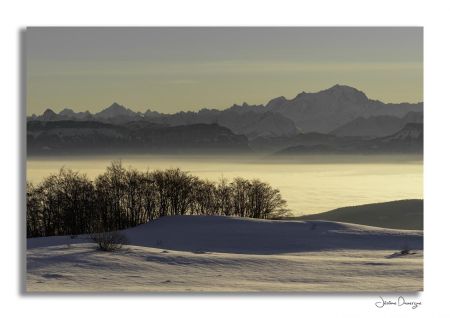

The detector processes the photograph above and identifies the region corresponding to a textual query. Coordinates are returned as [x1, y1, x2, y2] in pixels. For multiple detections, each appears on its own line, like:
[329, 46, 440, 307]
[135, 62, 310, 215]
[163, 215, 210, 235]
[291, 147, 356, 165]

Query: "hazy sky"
[26, 27, 423, 115]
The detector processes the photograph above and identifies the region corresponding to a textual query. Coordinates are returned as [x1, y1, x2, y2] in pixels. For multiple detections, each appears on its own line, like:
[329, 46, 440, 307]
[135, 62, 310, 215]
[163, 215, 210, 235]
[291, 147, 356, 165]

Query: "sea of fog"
[26, 154, 423, 216]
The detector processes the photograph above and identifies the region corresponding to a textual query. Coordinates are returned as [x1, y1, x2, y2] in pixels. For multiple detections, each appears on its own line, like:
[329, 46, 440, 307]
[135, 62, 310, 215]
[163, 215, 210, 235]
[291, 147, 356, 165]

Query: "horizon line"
[27, 84, 424, 116]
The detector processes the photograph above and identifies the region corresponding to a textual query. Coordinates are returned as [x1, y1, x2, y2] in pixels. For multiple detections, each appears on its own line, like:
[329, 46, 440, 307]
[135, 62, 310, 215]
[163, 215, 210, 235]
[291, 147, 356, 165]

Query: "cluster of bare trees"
[26, 161, 290, 238]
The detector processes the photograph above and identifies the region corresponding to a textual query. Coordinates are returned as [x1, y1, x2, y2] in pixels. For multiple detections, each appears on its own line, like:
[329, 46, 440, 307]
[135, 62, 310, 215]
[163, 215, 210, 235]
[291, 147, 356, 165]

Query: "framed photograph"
[25, 27, 423, 293]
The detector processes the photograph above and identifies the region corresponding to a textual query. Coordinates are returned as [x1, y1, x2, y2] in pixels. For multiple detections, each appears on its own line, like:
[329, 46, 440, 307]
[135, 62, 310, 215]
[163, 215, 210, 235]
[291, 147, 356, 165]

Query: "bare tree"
[215, 177, 232, 216]
[26, 182, 42, 237]
[26, 162, 291, 238]
[230, 178, 251, 217]
[91, 231, 128, 252]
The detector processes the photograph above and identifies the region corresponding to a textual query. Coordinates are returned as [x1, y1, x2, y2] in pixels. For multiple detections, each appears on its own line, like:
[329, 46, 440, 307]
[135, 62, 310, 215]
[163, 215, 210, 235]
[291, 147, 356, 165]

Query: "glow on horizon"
[26, 27, 423, 115]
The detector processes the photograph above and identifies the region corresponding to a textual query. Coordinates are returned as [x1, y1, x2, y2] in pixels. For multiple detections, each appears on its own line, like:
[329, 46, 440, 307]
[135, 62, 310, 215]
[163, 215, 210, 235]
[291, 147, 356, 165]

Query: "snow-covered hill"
[27, 215, 423, 252]
[27, 216, 423, 292]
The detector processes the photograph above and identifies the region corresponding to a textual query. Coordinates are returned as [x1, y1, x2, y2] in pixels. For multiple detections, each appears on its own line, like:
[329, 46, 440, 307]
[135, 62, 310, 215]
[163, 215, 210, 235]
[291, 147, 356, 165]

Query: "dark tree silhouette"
[26, 162, 291, 237]
[27, 168, 95, 237]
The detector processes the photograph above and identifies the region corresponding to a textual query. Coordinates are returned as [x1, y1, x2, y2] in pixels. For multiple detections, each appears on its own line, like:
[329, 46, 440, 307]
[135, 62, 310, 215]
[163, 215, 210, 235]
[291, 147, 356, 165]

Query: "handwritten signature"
[375, 296, 421, 309]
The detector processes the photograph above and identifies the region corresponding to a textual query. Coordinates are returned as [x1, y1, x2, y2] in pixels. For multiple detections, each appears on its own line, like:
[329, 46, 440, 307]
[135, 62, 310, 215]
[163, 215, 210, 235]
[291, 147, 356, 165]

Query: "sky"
[26, 27, 423, 115]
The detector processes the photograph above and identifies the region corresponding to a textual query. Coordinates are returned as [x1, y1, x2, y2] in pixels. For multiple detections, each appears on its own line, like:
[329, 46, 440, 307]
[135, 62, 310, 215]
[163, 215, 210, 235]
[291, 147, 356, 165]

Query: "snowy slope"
[27, 216, 423, 292]
[27, 245, 423, 292]
[28, 215, 423, 253]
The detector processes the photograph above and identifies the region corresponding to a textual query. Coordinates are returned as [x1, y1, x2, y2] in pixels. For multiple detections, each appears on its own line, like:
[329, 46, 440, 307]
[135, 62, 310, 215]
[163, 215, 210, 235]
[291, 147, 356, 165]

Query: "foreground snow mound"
[28, 216, 423, 254]
[27, 245, 423, 292]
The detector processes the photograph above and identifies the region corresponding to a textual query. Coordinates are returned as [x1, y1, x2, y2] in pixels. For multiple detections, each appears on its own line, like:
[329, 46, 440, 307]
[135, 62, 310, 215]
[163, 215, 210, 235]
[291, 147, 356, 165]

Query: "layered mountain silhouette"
[27, 85, 423, 155]
[331, 111, 423, 137]
[264, 85, 422, 133]
[276, 123, 423, 155]
[27, 121, 249, 155]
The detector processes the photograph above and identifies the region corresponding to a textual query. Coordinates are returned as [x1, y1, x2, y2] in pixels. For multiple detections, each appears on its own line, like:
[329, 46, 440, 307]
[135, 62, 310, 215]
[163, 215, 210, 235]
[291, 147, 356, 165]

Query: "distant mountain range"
[263, 85, 422, 133]
[331, 111, 423, 137]
[27, 85, 423, 155]
[276, 123, 423, 155]
[27, 121, 249, 155]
